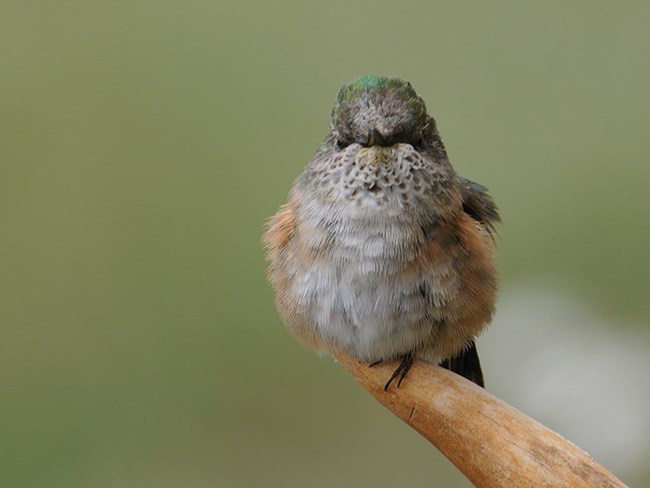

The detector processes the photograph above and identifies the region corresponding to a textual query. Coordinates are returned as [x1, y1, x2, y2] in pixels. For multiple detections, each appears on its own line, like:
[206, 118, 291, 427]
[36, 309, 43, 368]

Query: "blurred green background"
[2, 1, 649, 487]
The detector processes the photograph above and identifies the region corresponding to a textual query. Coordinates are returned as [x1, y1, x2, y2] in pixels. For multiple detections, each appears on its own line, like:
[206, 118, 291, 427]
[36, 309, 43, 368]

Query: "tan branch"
[334, 351, 627, 488]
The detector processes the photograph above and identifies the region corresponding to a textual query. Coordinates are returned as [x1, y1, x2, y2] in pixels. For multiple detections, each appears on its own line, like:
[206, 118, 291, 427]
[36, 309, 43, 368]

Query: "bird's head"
[330, 75, 435, 149]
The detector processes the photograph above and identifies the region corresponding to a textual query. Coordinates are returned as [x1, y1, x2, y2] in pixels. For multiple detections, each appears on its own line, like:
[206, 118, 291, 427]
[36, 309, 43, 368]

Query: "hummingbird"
[264, 76, 499, 390]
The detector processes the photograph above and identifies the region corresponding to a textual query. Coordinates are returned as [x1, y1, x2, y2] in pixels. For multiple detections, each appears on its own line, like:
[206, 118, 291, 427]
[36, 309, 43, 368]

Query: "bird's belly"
[290, 218, 461, 360]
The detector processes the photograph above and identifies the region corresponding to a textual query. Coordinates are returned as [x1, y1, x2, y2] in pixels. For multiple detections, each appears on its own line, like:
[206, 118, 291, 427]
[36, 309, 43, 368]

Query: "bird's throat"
[355, 146, 396, 168]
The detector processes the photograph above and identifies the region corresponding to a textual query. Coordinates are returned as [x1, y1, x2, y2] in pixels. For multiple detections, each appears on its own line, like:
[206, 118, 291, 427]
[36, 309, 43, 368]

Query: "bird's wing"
[458, 177, 500, 237]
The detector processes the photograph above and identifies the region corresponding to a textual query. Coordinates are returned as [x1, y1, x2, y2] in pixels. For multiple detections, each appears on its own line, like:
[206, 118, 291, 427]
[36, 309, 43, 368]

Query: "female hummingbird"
[264, 76, 499, 389]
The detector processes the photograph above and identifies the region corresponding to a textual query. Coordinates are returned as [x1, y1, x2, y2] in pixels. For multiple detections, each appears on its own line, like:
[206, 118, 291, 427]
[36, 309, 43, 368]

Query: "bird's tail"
[440, 341, 484, 387]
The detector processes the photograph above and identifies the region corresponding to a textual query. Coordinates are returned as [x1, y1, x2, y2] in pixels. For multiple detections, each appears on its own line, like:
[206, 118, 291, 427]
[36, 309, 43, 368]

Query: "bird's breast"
[285, 200, 464, 359]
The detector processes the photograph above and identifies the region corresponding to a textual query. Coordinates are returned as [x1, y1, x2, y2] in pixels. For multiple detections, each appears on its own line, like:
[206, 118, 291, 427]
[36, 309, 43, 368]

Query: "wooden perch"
[333, 351, 627, 488]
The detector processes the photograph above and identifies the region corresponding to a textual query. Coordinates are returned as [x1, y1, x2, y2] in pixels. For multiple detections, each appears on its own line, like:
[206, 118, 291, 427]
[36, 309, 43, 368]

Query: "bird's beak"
[356, 128, 388, 147]
[368, 128, 387, 147]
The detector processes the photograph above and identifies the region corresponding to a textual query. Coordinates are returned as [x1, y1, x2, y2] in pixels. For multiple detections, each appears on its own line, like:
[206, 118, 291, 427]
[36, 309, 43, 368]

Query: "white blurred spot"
[480, 284, 650, 481]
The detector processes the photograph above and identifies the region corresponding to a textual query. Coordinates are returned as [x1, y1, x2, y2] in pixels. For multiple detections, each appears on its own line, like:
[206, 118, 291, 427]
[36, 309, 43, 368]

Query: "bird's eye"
[335, 140, 346, 150]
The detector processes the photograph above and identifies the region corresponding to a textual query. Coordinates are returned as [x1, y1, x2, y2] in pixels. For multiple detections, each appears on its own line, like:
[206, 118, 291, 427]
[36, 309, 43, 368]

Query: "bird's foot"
[383, 353, 414, 391]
